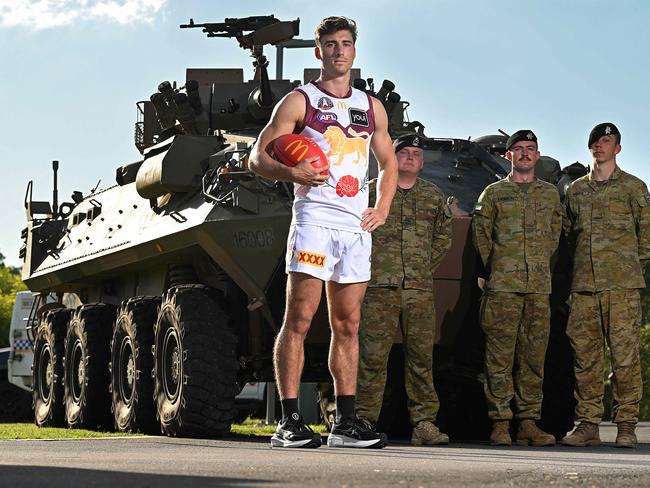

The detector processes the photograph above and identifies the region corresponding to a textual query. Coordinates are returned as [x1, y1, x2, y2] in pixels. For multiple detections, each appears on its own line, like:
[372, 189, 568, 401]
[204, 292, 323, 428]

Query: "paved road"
[1, 424, 650, 487]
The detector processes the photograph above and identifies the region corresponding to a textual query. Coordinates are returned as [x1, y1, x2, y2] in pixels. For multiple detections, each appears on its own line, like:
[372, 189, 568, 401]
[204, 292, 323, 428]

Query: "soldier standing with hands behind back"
[473, 130, 562, 446]
[356, 134, 452, 446]
[562, 123, 650, 448]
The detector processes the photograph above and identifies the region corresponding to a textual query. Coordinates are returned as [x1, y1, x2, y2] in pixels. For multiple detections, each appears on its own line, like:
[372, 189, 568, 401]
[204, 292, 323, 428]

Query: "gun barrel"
[180, 15, 280, 39]
[52, 160, 59, 219]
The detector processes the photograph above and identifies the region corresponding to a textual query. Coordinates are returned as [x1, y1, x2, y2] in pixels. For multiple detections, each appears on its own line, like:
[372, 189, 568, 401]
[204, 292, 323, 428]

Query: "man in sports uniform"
[249, 16, 398, 448]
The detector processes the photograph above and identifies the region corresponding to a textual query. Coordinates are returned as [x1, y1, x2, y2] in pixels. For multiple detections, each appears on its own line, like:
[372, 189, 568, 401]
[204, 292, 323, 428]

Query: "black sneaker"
[327, 417, 388, 448]
[270, 413, 322, 448]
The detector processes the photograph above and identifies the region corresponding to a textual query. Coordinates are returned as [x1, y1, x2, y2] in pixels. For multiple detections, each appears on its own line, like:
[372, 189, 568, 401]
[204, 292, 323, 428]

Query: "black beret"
[506, 130, 537, 151]
[588, 122, 620, 148]
[393, 134, 423, 153]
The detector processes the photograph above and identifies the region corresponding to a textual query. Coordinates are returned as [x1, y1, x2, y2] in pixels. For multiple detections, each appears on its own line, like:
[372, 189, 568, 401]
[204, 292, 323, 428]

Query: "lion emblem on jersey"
[322, 126, 370, 166]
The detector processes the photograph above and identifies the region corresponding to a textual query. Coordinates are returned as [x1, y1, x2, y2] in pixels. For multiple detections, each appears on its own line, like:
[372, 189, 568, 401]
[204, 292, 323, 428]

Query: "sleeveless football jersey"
[292, 81, 375, 232]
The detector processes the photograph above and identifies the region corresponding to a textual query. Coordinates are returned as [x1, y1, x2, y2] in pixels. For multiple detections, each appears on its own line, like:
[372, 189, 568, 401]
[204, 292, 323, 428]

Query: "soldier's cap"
[588, 122, 620, 148]
[393, 134, 423, 153]
[505, 130, 537, 151]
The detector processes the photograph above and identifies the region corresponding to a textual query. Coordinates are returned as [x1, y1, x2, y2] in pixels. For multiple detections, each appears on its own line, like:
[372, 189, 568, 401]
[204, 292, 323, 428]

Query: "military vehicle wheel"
[32, 308, 71, 427]
[111, 296, 161, 433]
[154, 285, 238, 437]
[64, 303, 116, 429]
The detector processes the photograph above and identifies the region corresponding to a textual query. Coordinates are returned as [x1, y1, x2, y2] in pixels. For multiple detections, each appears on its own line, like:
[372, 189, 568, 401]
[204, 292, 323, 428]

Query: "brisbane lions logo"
[322, 126, 370, 166]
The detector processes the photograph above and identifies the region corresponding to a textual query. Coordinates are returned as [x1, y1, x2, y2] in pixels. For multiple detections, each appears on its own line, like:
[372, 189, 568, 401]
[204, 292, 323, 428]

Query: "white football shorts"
[285, 224, 371, 283]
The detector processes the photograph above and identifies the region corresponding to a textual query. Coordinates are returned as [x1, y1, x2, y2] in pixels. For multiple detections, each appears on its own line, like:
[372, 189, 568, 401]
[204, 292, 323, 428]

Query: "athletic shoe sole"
[270, 434, 322, 448]
[327, 433, 388, 449]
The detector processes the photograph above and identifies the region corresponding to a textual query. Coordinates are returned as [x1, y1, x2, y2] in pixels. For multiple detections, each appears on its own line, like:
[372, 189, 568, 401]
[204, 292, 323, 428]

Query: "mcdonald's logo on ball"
[272, 134, 329, 175]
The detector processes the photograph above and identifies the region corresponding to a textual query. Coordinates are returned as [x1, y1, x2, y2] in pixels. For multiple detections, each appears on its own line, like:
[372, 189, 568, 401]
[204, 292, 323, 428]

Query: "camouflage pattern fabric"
[481, 292, 551, 420]
[357, 287, 440, 425]
[472, 177, 562, 420]
[566, 287, 643, 424]
[563, 166, 650, 292]
[367, 178, 452, 289]
[563, 166, 649, 424]
[472, 176, 563, 293]
[357, 178, 451, 425]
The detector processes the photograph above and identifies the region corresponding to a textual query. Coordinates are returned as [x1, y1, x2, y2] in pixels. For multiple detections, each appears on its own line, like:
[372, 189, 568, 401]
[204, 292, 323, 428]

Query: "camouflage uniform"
[564, 166, 650, 424]
[356, 178, 452, 425]
[472, 175, 562, 420]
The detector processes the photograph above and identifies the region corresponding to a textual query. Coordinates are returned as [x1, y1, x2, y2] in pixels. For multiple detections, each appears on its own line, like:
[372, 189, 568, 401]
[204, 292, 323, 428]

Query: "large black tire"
[111, 296, 160, 433]
[154, 285, 238, 437]
[32, 308, 71, 427]
[64, 303, 116, 430]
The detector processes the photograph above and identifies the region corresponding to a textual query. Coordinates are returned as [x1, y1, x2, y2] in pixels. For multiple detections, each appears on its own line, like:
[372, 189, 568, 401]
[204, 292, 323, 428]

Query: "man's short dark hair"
[315, 16, 357, 45]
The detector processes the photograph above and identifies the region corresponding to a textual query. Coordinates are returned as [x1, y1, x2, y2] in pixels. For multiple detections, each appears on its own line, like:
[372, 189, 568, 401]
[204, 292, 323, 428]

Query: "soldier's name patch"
[297, 250, 326, 268]
[349, 108, 369, 127]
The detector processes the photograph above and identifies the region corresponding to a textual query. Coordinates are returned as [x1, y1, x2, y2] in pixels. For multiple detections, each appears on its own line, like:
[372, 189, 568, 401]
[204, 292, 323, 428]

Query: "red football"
[272, 134, 329, 175]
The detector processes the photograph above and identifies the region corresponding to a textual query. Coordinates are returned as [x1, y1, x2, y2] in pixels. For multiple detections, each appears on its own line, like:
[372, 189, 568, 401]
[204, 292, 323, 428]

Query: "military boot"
[615, 422, 637, 448]
[411, 421, 449, 446]
[561, 422, 601, 447]
[489, 420, 511, 446]
[515, 419, 555, 446]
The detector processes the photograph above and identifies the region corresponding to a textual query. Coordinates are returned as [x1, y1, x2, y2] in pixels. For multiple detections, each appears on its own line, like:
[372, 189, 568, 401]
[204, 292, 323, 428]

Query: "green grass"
[0, 418, 327, 440]
[0, 423, 141, 440]
[230, 417, 328, 437]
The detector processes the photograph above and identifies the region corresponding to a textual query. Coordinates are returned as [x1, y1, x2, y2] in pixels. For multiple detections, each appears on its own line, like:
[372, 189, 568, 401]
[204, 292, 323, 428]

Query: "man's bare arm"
[361, 98, 398, 232]
[249, 91, 329, 186]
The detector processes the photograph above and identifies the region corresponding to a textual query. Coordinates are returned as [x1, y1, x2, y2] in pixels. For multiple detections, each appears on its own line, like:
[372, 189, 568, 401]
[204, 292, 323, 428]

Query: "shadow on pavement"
[0, 465, 275, 487]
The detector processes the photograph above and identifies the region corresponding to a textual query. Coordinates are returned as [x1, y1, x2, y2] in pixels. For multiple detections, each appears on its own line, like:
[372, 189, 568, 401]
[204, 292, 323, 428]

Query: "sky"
[1, 0, 649, 268]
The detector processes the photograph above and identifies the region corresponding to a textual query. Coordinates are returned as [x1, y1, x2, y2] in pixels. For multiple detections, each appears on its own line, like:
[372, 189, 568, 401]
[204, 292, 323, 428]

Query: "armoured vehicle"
[19, 16, 580, 439]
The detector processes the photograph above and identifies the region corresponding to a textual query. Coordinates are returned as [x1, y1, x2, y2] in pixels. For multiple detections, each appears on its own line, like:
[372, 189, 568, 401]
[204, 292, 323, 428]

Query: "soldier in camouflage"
[473, 130, 562, 446]
[356, 134, 452, 445]
[561, 123, 650, 449]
